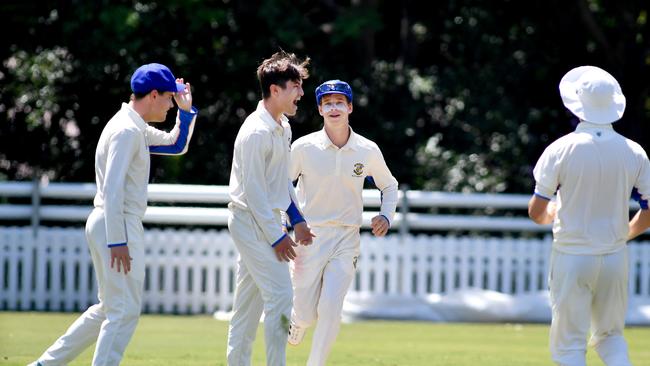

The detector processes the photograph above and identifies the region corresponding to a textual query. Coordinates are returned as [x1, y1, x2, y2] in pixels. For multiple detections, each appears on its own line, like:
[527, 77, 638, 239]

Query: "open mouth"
[293, 99, 300, 106]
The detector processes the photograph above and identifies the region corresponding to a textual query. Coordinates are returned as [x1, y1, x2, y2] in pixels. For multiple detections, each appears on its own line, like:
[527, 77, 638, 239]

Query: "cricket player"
[528, 65, 650, 366]
[29, 63, 198, 366]
[226, 51, 315, 366]
[287, 80, 399, 366]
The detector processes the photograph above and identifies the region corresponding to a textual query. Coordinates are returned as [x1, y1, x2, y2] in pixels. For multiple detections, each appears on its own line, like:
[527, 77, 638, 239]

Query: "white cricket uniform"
[290, 127, 398, 366]
[36, 103, 197, 366]
[227, 101, 296, 366]
[533, 122, 650, 366]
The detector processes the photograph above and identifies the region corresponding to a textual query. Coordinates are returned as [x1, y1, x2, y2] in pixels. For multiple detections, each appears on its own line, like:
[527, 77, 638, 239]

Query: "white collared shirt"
[229, 101, 293, 244]
[290, 127, 398, 227]
[93, 103, 197, 246]
[534, 121, 650, 255]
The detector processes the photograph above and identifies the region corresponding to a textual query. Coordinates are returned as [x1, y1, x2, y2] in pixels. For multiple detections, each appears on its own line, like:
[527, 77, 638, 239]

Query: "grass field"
[1, 312, 648, 365]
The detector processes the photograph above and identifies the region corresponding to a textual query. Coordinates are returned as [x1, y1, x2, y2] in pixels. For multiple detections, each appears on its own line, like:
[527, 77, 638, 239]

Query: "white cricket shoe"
[288, 322, 306, 346]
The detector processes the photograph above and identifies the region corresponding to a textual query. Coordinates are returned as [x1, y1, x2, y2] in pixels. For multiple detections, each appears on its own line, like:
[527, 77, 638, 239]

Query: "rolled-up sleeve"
[533, 145, 560, 200]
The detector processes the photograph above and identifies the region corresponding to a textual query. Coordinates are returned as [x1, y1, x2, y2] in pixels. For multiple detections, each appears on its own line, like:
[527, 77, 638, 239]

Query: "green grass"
[1, 312, 648, 365]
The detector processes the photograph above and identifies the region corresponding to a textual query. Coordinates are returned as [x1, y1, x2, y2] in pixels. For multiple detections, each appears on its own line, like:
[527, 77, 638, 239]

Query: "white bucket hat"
[559, 65, 626, 124]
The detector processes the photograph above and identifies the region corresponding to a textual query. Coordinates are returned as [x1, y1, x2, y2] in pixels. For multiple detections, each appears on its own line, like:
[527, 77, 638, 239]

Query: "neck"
[263, 99, 284, 125]
[324, 122, 350, 148]
[129, 100, 150, 122]
[578, 120, 613, 129]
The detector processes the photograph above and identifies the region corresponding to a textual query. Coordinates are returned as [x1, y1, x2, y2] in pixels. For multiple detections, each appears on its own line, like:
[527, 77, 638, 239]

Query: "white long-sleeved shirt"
[533, 122, 650, 255]
[290, 127, 399, 227]
[229, 101, 294, 245]
[93, 102, 198, 246]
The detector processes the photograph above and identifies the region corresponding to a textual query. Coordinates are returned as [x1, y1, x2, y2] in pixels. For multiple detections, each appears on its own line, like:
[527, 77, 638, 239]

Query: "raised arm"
[148, 80, 198, 155]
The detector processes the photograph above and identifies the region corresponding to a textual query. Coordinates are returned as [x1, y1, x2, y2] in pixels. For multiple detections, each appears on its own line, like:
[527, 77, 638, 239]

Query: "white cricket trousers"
[37, 208, 146, 366]
[549, 247, 631, 366]
[227, 204, 293, 366]
[291, 225, 360, 366]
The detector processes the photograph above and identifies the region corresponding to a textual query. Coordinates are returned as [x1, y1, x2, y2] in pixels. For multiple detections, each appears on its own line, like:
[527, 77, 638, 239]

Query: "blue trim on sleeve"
[380, 214, 391, 228]
[286, 201, 305, 226]
[272, 233, 287, 247]
[149, 106, 198, 154]
[632, 187, 649, 210]
[108, 242, 127, 248]
[533, 191, 551, 201]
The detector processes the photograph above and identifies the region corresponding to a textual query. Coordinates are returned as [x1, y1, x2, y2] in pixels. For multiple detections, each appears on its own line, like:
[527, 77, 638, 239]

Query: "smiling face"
[275, 79, 304, 117]
[318, 93, 352, 126]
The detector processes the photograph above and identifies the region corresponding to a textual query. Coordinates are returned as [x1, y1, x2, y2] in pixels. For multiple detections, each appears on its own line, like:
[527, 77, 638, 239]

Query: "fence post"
[31, 175, 41, 238]
[399, 184, 409, 241]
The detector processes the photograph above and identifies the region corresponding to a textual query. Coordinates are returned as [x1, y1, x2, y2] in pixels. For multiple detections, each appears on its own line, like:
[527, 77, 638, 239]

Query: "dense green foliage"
[1, 1, 648, 193]
[2, 312, 649, 365]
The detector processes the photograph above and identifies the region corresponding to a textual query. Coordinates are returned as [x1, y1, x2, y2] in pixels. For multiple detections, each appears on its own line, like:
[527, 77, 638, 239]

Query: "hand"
[293, 222, 316, 245]
[371, 215, 389, 237]
[274, 235, 297, 262]
[546, 201, 557, 219]
[110, 246, 131, 274]
[174, 78, 192, 112]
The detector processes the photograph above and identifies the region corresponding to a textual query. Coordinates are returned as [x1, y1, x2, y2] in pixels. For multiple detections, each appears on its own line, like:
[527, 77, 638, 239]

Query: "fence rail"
[0, 181, 560, 232]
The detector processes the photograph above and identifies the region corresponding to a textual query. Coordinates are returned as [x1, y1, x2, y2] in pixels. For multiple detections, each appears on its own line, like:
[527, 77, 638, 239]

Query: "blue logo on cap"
[130, 63, 185, 94]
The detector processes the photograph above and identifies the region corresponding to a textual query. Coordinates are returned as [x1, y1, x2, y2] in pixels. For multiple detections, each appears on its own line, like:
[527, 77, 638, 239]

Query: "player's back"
[551, 123, 646, 254]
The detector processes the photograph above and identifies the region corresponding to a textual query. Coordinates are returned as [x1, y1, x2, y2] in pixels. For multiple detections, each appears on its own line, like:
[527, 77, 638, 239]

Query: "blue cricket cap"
[130, 63, 185, 94]
[315, 80, 353, 105]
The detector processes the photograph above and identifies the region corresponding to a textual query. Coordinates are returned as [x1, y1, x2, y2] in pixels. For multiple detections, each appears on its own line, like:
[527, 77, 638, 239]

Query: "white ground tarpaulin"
[214, 289, 650, 325]
[341, 289, 650, 325]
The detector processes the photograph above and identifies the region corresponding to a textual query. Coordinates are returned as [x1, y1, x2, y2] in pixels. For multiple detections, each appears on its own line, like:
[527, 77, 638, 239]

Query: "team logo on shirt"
[353, 163, 364, 176]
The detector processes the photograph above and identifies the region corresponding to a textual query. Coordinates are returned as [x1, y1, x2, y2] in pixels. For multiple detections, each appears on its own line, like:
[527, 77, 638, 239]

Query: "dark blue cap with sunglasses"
[315, 80, 353, 105]
[130, 63, 186, 94]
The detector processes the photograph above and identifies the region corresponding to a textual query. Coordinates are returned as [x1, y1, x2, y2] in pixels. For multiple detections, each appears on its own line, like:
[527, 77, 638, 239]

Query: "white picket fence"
[2, 226, 650, 314]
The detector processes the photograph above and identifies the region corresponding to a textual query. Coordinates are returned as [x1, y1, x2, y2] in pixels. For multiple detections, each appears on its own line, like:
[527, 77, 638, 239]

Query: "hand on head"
[174, 78, 192, 112]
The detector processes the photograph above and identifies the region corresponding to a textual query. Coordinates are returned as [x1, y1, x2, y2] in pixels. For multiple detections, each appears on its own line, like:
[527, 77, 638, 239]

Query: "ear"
[269, 84, 280, 97]
[318, 104, 324, 116]
[348, 103, 353, 114]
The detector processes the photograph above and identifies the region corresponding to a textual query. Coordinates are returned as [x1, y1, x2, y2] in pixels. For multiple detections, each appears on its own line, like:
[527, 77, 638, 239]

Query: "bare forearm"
[528, 197, 556, 225]
[628, 209, 650, 240]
